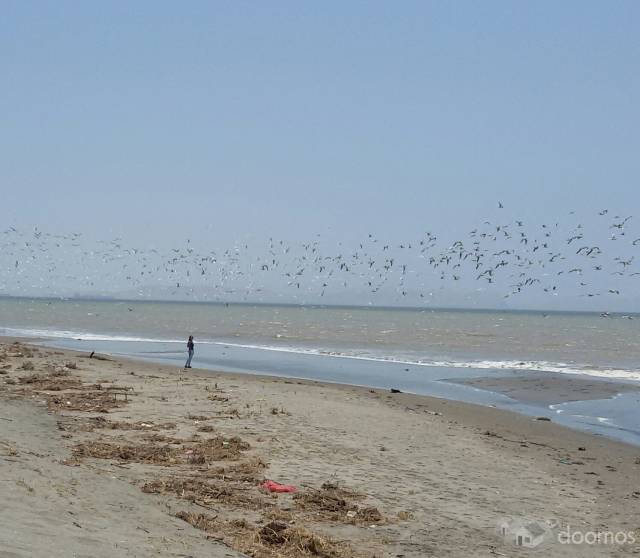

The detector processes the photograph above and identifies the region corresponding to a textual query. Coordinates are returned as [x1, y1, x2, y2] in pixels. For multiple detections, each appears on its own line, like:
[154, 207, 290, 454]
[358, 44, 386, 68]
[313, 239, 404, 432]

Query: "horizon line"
[0, 293, 637, 317]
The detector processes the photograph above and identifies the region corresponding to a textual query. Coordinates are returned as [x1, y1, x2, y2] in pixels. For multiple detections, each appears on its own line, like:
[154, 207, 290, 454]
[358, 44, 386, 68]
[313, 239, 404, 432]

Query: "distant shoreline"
[1, 293, 638, 317]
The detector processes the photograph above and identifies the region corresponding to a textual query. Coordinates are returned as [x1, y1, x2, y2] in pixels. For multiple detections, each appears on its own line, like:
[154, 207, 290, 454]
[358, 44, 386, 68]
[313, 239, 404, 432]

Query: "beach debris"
[390, 388, 402, 394]
[259, 521, 289, 545]
[141, 432, 180, 443]
[265, 507, 295, 523]
[197, 424, 216, 432]
[83, 351, 111, 361]
[47, 391, 129, 413]
[257, 521, 355, 556]
[4, 362, 133, 412]
[191, 410, 241, 421]
[200, 457, 268, 482]
[186, 413, 211, 421]
[57, 417, 176, 433]
[175, 510, 220, 531]
[0, 441, 19, 456]
[19, 372, 83, 391]
[176, 511, 355, 557]
[535, 416, 551, 421]
[73, 435, 250, 465]
[293, 482, 384, 525]
[15, 479, 35, 494]
[144, 477, 268, 508]
[270, 407, 291, 416]
[262, 480, 297, 493]
[558, 458, 584, 465]
[207, 394, 229, 402]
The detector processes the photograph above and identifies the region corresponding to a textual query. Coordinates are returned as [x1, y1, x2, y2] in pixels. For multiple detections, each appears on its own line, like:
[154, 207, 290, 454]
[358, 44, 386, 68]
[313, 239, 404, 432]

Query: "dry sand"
[1, 338, 639, 557]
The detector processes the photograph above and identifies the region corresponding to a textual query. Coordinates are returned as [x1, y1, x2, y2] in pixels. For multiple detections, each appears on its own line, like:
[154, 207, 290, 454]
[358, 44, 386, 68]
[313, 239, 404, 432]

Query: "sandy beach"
[1, 338, 639, 557]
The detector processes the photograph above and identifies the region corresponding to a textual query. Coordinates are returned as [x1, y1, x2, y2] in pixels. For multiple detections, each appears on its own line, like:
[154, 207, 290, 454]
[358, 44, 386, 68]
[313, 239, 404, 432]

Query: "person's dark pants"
[185, 349, 194, 368]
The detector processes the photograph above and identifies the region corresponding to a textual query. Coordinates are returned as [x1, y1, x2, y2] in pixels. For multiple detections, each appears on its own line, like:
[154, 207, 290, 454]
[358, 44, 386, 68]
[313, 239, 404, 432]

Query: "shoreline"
[12, 333, 640, 446]
[2, 338, 640, 556]
[70, 346, 640, 452]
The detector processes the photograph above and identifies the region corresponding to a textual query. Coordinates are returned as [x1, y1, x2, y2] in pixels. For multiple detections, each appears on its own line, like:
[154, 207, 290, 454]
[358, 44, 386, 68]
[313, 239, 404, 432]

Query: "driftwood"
[84, 352, 112, 361]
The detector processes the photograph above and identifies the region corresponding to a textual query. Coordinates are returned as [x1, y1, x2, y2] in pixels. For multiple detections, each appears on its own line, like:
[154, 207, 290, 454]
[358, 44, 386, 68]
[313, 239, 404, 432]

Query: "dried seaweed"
[72, 435, 250, 465]
[19, 372, 83, 391]
[176, 512, 360, 558]
[199, 457, 268, 482]
[47, 391, 128, 413]
[294, 485, 384, 525]
[58, 416, 176, 433]
[143, 477, 268, 508]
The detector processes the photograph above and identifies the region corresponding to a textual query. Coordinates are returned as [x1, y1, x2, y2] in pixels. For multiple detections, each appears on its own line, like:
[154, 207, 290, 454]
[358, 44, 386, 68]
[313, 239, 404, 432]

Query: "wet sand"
[448, 373, 640, 406]
[1, 338, 639, 557]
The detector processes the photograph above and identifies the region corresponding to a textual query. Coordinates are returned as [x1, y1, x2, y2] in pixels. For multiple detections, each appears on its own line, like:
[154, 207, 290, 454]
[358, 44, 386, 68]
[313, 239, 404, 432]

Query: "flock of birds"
[1, 206, 639, 308]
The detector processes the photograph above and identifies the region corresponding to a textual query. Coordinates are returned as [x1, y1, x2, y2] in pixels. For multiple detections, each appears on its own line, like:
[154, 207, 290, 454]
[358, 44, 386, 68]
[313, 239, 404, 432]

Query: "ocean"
[1, 297, 639, 444]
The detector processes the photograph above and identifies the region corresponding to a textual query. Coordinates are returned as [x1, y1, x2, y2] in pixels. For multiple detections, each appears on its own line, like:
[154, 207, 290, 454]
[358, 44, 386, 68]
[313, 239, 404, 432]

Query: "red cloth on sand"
[261, 480, 297, 493]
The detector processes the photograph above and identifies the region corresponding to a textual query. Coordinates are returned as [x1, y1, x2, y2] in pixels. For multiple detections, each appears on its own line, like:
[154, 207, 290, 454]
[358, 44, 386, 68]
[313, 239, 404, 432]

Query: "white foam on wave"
[0, 326, 186, 345]
[210, 341, 640, 382]
[3, 325, 640, 383]
[550, 406, 617, 427]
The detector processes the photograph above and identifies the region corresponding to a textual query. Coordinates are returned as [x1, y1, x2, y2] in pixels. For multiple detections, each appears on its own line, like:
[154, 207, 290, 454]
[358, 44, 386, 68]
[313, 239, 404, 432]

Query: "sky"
[1, 1, 639, 310]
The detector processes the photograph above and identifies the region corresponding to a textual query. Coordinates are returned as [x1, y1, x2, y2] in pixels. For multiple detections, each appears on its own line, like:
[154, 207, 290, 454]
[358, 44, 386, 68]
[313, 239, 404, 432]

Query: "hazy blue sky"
[1, 2, 639, 309]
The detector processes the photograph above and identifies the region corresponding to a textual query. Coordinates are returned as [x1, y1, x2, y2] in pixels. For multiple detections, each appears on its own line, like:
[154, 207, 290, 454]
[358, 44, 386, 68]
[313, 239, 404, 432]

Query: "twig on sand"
[193, 501, 219, 514]
[483, 430, 557, 451]
[81, 352, 112, 361]
[0, 417, 13, 422]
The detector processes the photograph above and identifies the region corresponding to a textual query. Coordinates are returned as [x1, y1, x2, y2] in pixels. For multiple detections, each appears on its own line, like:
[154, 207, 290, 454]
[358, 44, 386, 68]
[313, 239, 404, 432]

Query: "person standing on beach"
[185, 335, 194, 368]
